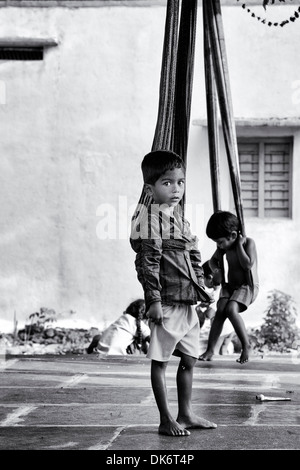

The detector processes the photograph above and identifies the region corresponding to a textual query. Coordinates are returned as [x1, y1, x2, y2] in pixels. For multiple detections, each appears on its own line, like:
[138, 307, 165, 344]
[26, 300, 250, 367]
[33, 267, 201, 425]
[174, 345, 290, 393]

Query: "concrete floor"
[0, 352, 299, 456]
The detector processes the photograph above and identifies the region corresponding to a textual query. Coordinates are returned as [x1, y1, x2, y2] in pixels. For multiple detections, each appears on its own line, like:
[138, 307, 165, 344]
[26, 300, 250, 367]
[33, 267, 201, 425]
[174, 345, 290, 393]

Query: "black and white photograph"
[0, 0, 299, 455]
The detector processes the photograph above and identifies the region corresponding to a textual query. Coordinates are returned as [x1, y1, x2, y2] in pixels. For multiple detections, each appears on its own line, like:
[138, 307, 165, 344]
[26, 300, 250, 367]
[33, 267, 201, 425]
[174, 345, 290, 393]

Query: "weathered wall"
[0, 2, 299, 331]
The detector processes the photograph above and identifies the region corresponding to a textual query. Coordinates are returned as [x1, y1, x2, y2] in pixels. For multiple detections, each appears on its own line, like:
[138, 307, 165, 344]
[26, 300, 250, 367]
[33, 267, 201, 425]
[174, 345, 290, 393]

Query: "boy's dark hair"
[206, 211, 240, 239]
[141, 149, 185, 185]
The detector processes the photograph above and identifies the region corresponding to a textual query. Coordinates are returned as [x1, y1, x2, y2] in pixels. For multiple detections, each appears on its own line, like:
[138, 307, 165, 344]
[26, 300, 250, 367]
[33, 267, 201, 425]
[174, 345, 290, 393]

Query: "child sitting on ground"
[86, 299, 150, 356]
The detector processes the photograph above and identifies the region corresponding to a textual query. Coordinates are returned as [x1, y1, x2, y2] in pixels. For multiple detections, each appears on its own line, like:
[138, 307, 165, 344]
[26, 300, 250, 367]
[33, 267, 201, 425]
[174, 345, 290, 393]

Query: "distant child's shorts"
[147, 304, 200, 362]
[218, 284, 259, 312]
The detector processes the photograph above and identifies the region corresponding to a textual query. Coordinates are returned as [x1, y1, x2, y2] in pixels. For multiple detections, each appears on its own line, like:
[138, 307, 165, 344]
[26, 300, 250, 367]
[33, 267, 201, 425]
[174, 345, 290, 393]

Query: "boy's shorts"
[147, 303, 200, 362]
[218, 284, 259, 312]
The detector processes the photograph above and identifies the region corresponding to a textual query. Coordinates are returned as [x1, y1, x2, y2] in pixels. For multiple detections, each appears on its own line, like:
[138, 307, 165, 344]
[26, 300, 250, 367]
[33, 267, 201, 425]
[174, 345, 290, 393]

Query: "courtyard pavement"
[0, 352, 299, 460]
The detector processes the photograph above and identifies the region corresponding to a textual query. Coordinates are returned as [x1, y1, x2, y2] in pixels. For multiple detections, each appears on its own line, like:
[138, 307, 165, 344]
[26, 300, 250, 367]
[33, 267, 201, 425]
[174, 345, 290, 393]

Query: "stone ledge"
[0, 37, 58, 47]
[1, 0, 297, 9]
[0, 0, 167, 8]
[193, 117, 300, 127]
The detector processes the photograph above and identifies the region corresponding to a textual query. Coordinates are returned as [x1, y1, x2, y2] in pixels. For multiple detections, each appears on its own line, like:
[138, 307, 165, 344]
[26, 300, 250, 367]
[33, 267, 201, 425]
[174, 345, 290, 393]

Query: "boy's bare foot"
[158, 419, 190, 436]
[198, 351, 214, 361]
[236, 348, 250, 364]
[177, 413, 217, 429]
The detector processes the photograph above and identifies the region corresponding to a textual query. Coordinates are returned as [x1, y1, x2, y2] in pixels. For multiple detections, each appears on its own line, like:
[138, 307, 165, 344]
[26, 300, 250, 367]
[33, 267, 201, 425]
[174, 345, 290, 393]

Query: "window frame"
[237, 136, 293, 219]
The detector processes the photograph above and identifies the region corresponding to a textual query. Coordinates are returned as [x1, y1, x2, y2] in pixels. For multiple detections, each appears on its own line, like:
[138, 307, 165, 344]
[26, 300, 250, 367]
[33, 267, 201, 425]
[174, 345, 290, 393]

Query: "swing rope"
[132, 0, 197, 227]
[204, 0, 246, 237]
[203, 0, 221, 213]
[132, 0, 246, 238]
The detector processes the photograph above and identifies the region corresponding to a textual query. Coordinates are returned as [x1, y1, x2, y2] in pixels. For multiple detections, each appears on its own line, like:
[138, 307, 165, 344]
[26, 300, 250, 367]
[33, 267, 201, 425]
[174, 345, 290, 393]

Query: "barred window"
[237, 137, 292, 218]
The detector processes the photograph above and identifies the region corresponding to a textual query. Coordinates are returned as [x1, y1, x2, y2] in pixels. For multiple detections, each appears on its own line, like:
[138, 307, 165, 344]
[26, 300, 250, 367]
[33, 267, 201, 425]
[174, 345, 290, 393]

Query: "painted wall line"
[56, 373, 89, 388]
[0, 359, 18, 370]
[88, 425, 126, 450]
[0, 405, 37, 426]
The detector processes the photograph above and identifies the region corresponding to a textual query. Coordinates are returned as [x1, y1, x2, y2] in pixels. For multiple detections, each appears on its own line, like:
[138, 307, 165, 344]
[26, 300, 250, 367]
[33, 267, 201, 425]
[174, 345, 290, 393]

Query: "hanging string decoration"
[262, 0, 286, 5]
[236, 0, 300, 27]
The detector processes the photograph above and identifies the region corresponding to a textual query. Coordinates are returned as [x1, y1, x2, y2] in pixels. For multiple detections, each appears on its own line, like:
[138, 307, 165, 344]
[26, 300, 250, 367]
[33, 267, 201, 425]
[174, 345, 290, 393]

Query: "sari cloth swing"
[130, 0, 246, 249]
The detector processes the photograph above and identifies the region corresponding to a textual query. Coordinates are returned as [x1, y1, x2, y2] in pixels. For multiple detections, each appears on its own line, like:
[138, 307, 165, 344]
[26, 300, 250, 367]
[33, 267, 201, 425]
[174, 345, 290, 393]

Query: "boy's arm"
[207, 249, 224, 285]
[184, 222, 205, 288]
[209, 249, 222, 271]
[135, 238, 162, 308]
[236, 236, 257, 270]
[189, 243, 215, 304]
[189, 248, 205, 288]
[146, 301, 163, 325]
[134, 212, 164, 320]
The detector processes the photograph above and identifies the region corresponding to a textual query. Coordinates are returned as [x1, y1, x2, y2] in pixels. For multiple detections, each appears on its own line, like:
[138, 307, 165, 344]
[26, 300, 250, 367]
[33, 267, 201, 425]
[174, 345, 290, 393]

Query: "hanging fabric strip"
[206, 0, 246, 237]
[171, 0, 198, 165]
[152, 0, 180, 152]
[131, 0, 180, 236]
[131, 0, 198, 228]
[203, 0, 221, 212]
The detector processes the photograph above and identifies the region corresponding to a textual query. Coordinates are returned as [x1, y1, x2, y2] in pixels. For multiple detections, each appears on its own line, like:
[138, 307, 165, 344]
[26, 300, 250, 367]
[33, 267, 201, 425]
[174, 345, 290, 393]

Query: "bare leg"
[151, 360, 189, 436]
[226, 301, 250, 364]
[199, 299, 228, 361]
[214, 336, 224, 355]
[176, 354, 217, 429]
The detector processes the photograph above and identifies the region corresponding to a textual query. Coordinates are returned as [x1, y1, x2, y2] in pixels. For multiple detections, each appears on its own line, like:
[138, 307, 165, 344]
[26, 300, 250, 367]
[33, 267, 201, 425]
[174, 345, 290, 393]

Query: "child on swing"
[199, 211, 259, 364]
[130, 149, 217, 437]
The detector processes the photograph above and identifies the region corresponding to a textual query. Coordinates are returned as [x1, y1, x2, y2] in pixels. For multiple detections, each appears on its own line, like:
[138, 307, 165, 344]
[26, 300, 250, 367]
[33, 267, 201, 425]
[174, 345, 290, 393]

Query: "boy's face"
[213, 232, 237, 251]
[204, 274, 214, 289]
[145, 167, 185, 207]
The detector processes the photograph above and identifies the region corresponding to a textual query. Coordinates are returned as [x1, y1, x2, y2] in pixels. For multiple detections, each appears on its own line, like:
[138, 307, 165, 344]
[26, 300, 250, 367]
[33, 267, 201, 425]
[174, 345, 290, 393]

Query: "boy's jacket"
[130, 205, 212, 310]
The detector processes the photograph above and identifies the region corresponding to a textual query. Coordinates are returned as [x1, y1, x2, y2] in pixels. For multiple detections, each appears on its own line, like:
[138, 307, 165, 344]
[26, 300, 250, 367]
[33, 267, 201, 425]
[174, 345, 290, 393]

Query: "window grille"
[238, 137, 292, 218]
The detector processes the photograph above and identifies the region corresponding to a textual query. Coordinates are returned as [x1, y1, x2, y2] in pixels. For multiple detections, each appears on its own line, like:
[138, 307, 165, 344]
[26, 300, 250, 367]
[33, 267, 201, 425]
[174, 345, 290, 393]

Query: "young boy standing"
[130, 150, 217, 437]
[199, 211, 259, 364]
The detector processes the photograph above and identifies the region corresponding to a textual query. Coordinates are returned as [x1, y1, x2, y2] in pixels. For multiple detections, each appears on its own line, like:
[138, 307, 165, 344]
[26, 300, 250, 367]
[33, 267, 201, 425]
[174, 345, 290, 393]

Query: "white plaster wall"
[0, 3, 299, 331]
[0, 5, 167, 330]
